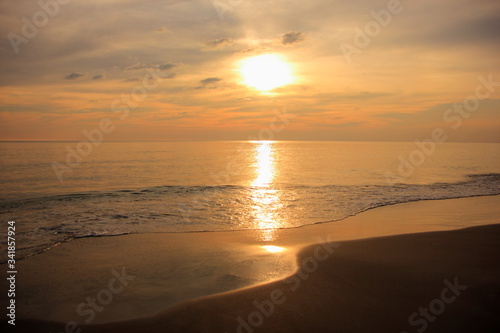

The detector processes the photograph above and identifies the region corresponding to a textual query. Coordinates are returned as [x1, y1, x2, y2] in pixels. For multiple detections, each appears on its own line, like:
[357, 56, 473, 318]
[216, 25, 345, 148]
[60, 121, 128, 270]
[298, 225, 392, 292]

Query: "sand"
[2, 195, 500, 332]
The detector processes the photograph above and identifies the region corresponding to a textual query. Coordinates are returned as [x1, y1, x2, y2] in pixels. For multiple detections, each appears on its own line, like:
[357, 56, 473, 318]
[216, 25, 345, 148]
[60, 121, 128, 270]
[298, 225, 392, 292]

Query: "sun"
[239, 54, 294, 92]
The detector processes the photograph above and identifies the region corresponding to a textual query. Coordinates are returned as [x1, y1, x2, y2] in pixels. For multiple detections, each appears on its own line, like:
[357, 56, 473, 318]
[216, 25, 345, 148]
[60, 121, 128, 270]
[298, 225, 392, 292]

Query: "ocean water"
[0, 141, 499, 261]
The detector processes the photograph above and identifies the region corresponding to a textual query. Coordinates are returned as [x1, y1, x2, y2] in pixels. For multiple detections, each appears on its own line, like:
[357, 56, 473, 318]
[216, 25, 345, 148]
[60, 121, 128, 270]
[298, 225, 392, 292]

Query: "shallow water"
[0, 141, 499, 260]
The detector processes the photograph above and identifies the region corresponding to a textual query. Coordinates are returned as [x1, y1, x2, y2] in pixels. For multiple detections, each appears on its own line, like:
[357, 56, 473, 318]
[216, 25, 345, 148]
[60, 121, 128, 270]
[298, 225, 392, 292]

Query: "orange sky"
[0, 0, 499, 142]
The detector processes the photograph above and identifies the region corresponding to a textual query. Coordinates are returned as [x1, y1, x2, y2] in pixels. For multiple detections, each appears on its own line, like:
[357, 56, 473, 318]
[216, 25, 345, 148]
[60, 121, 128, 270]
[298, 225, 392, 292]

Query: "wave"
[1, 173, 499, 263]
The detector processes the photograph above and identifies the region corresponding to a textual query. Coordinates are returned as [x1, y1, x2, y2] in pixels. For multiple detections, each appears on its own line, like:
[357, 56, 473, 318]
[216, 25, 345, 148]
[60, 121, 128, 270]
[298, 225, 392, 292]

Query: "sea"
[0, 141, 499, 261]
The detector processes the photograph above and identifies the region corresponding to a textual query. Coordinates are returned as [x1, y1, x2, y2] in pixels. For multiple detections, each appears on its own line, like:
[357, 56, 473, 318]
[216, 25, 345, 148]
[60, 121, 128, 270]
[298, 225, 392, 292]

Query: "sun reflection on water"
[252, 141, 275, 187]
[250, 141, 284, 242]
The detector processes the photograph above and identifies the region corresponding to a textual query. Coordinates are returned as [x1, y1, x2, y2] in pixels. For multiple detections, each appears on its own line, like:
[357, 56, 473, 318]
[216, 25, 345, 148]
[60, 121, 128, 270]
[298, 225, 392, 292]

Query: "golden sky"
[0, 0, 499, 142]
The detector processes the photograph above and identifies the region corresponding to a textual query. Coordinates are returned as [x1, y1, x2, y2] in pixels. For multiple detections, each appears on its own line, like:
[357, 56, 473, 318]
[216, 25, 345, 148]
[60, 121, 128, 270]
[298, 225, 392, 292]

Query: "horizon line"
[0, 140, 499, 143]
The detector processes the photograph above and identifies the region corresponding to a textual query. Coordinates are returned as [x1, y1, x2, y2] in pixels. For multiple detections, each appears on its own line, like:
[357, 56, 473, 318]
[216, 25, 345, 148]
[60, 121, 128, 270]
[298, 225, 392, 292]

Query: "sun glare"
[262, 245, 285, 253]
[239, 54, 294, 92]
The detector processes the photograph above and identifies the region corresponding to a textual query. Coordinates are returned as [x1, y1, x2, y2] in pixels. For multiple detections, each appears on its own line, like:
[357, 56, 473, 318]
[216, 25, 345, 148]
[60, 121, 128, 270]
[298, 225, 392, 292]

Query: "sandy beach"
[3, 195, 500, 332]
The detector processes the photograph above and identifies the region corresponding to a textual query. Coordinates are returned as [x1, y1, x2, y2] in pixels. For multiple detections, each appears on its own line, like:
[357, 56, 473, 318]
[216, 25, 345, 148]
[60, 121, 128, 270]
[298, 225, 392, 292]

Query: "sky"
[0, 0, 499, 142]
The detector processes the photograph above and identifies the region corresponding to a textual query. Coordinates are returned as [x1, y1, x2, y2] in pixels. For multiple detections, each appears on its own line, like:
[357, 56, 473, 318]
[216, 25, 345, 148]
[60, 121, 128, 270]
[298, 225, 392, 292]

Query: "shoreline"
[4, 193, 499, 265]
[1, 195, 500, 331]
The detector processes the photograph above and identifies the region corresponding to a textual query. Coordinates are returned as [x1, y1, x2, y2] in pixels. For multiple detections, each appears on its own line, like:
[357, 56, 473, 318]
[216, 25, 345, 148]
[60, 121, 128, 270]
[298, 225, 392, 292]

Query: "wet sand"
[2, 195, 500, 332]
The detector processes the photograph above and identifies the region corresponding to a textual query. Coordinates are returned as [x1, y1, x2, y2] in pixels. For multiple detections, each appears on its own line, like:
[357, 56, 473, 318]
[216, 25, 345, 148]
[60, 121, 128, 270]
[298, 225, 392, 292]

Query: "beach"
[3, 0, 500, 331]
[3, 195, 500, 332]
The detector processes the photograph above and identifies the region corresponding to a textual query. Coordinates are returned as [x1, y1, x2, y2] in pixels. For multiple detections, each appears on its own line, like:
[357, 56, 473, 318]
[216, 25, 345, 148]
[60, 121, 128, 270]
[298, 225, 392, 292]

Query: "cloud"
[124, 72, 175, 82]
[154, 27, 170, 33]
[158, 63, 176, 70]
[204, 38, 234, 49]
[315, 121, 367, 128]
[1, 0, 499, 142]
[282, 32, 304, 45]
[237, 47, 269, 54]
[195, 77, 223, 90]
[126, 63, 176, 71]
[153, 112, 193, 121]
[426, 13, 500, 47]
[382, 12, 500, 52]
[126, 64, 151, 71]
[162, 73, 177, 79]
[64, 73, 86, 80]
[200, 77, 222, 85]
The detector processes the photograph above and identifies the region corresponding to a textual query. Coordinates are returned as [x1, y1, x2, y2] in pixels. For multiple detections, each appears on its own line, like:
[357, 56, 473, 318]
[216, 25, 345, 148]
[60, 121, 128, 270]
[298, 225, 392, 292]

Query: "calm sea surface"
[0, 141, 499, 260]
